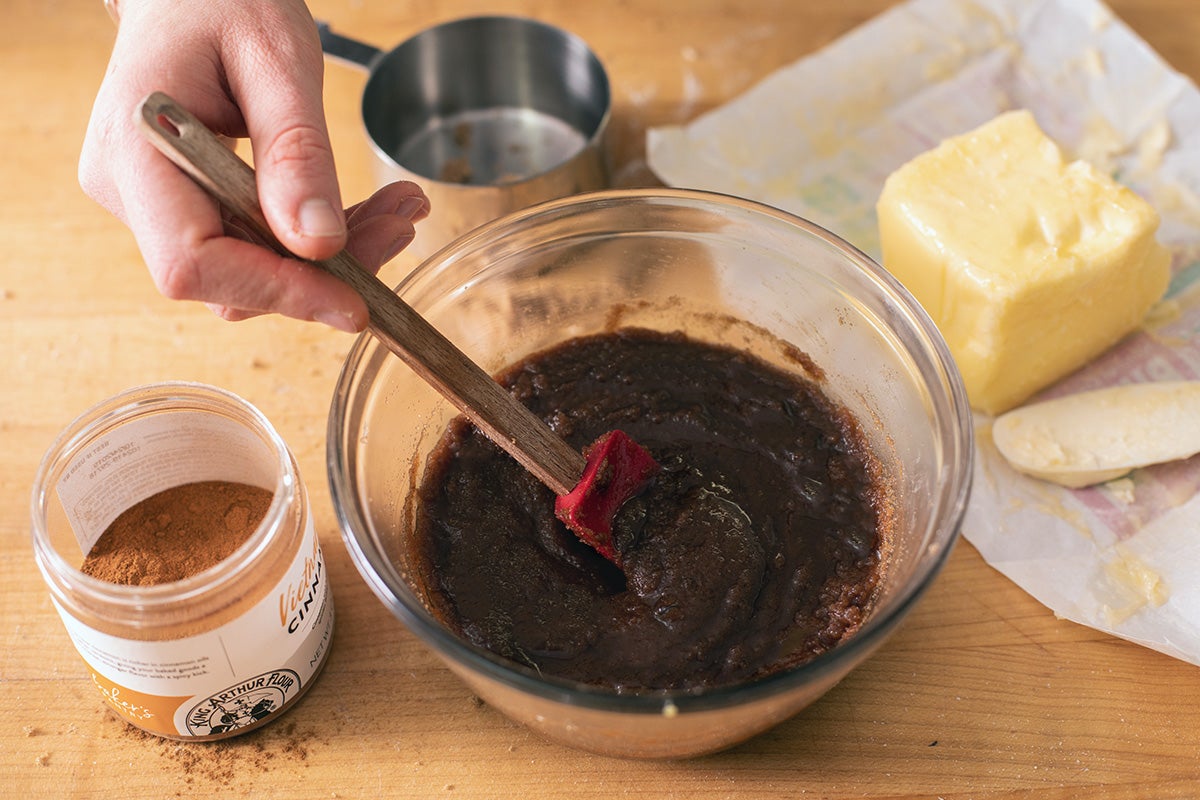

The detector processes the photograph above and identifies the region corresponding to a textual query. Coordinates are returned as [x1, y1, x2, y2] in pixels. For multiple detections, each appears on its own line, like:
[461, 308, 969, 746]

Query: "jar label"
[52, 511, 334, 739]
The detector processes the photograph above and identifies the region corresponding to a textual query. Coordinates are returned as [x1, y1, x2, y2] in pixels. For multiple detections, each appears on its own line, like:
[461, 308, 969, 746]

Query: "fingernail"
[314, 309, 362, 334]
[397, 196, 429, 220]
[298, 198, 346, 238]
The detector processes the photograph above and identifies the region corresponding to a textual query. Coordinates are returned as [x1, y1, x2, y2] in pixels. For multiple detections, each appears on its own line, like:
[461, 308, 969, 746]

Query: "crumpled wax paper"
[647, 0, 1200, 665]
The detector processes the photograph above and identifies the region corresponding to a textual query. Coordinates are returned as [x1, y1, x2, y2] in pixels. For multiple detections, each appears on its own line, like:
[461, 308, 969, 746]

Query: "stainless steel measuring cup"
[319, 16, 612, 260]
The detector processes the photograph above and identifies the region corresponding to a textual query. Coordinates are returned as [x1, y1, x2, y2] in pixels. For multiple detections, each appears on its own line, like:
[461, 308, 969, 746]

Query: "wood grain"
[3, 0, 1200, 797]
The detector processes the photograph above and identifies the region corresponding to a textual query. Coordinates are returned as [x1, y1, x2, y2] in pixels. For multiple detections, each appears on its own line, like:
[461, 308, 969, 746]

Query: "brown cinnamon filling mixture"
[414, 329, 890, 692]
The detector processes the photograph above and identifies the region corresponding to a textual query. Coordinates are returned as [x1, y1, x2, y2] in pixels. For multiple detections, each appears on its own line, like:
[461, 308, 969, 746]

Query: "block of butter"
[877, 110, 1170, 415]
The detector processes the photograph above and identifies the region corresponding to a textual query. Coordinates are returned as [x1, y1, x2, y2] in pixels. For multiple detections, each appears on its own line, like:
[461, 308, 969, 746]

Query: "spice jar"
[31, 383, 334, 740]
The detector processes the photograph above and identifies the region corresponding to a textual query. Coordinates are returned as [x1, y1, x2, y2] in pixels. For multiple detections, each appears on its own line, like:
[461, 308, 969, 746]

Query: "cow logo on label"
[184, 669, 301, 736]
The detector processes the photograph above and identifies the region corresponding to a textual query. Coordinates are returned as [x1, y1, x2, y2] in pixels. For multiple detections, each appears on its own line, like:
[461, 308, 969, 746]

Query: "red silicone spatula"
[136, 92, 658, 562]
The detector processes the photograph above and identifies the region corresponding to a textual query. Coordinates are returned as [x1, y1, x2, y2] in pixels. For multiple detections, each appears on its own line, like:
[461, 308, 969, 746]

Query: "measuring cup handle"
[316, 21, 383, 71]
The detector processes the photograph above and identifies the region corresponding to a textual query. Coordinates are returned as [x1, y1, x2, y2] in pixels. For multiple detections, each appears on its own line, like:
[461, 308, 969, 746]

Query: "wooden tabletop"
[5, 0, 1200, 796]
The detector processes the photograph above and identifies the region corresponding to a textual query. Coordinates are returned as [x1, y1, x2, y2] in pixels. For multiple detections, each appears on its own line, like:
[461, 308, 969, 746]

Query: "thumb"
[231, 17, 346, 261]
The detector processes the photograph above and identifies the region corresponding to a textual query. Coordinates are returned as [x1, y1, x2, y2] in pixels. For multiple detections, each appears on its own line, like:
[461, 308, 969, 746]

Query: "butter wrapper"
[648, 0, 1200, 666]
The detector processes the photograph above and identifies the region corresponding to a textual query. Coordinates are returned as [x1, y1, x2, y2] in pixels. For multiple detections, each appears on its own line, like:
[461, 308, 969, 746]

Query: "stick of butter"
[877, 110, 1171, 415]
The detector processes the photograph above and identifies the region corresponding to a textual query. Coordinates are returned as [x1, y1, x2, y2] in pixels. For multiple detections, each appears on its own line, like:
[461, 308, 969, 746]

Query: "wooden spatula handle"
[137, 91, 586, 495]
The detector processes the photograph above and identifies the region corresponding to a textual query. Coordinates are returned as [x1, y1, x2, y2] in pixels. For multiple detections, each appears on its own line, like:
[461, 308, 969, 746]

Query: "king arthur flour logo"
[184, 669, 301, 735]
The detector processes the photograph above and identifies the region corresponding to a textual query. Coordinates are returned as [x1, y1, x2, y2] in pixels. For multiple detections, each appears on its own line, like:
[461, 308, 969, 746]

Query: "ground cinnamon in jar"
[81, 481, 272, 586]
[34, 383, 335, 741]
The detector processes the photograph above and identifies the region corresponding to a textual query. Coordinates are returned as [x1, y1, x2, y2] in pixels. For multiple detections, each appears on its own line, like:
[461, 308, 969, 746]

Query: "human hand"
[79, 0, 429, 331]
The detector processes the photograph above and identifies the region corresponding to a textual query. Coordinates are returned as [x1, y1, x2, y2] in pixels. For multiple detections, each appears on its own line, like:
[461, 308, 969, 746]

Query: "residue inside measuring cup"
[396, 108, 589, 185]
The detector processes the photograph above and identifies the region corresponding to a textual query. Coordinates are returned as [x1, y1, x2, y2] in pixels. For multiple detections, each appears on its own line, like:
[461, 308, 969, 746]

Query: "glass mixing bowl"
[327, 189, 973, 758]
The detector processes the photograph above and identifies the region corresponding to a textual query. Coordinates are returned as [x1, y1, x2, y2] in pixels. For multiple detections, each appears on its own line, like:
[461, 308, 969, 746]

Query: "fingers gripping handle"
[135, 91, 587, 496]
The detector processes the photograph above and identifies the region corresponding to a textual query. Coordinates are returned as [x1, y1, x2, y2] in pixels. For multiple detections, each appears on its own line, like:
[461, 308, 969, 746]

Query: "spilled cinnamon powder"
[81, 481, 272, 585]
